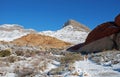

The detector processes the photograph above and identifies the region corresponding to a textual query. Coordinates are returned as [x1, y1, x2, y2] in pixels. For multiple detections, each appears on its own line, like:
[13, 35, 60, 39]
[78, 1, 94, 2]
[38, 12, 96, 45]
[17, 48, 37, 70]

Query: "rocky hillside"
[40, 19, 90, 44]
[11, 34, 71, 50]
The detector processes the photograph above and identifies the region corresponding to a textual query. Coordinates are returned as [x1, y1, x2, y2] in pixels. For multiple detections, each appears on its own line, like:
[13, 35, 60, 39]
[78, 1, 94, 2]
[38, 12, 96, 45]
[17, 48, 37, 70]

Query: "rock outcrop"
[63, 19, 90, 32]
[85, 22, 120, 45]
[115, 14, 120, 26]
[67, 14, 120, 54]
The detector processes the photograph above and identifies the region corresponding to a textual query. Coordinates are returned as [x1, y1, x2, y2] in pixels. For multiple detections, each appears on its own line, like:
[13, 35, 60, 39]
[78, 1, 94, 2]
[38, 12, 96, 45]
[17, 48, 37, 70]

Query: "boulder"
[85, 22, 120, 45]
[115, 14, 120, 26]
[67, 34, 116, 54]
[79, 35, 115, 54]
[67, 43, 84, 52]
[115, 32, 120, 49]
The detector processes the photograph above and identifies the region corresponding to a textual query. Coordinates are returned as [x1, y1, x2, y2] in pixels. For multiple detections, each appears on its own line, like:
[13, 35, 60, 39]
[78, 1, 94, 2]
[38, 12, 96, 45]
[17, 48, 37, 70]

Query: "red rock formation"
[85, 22, 120, 45]
[67, 14, 120, 53]
[67, 43, 84, 52]
[115, 14, 120, 26]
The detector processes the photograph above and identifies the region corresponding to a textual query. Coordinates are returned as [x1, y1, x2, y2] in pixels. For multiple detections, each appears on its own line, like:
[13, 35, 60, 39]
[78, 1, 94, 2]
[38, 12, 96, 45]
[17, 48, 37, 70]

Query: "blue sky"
[0, 0, 120, 31]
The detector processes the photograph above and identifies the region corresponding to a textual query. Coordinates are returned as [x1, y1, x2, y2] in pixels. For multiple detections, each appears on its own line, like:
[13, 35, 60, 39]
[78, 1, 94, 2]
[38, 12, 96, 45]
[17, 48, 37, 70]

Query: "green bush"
[0, 49, 11, 57]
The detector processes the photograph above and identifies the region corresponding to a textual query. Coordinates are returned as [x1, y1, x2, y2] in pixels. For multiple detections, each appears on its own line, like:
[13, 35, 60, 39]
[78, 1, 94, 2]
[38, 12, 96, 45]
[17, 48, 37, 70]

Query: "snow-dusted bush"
[7, 55, 18, 63]
[15, 50, 40, 57]
[90, 50, 120, 65]
[15, 67, 34, 77]
[60, 52, 83, 64]
[15, 50, 24, 56]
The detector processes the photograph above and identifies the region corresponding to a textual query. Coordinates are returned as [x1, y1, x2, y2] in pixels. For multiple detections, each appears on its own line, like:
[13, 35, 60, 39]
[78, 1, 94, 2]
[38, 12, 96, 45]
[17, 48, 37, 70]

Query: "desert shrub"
[60, 52, 83, 64]
[15, 51, 24, 56]
[7, 55, 18, 63]
[15, 67, 34, 77]
[15, 50, 37, 57]
[24, 50, 36, 57]
[39, 61, 48, 72]
[0, 49, 11, 57]
[90, 50, 120, 65]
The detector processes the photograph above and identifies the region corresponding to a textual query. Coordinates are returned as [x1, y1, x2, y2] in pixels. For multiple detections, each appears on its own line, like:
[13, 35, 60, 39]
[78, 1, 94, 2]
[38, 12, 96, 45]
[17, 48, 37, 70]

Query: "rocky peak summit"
[63, 19, 90, 32]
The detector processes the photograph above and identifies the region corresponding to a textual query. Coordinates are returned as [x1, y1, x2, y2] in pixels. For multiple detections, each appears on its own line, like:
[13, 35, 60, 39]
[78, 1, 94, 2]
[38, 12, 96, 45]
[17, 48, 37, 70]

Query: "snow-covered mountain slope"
[39, 20, 90, 44]
[0, 24, 36, 42]
[0, 20, 90, 44]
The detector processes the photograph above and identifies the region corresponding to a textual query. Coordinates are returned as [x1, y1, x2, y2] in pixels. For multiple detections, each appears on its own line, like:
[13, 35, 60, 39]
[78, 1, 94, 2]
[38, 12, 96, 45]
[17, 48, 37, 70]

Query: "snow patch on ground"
[43, 60, 60, 73]
[65, 60, 120, 77]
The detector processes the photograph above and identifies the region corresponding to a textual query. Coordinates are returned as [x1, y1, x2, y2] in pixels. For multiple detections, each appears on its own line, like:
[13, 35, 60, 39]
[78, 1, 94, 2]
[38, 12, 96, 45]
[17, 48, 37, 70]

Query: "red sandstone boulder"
[67, 43, 84, 52]
[85, 22, 120, 45]
[115, 14, 120, 27]
[67, 33, 117, 53]
[116, 32, 120, 49]
[78, 35, 115, 54]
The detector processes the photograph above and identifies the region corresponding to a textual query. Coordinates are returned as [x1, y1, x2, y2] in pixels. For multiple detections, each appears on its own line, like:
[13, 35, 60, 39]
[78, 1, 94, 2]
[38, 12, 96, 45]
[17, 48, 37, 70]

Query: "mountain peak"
[63, 19, 90, 32]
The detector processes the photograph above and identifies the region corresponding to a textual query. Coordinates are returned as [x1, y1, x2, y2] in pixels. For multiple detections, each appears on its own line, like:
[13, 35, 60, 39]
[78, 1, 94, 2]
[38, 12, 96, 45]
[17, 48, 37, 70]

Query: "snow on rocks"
[40, 25, 89, 44]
